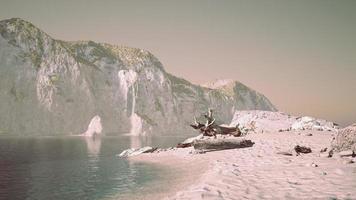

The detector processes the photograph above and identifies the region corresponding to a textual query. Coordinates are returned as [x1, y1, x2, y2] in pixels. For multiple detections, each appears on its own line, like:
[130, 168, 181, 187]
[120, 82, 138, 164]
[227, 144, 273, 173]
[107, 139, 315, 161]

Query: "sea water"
[0, 135, 187, 200]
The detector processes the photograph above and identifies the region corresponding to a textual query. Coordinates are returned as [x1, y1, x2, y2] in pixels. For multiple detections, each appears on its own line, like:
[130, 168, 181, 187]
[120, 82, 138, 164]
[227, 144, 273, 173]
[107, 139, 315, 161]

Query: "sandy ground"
[128, 131, 356, 200]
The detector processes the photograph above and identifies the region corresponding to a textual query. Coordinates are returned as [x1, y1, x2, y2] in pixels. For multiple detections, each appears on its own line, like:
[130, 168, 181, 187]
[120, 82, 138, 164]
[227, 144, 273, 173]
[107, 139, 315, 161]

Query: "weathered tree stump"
[190, 109, 242, 137]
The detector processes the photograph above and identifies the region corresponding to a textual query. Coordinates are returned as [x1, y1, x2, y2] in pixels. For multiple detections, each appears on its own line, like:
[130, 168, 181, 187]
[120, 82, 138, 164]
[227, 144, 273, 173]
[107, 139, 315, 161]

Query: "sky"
[0, 0, 355, 126]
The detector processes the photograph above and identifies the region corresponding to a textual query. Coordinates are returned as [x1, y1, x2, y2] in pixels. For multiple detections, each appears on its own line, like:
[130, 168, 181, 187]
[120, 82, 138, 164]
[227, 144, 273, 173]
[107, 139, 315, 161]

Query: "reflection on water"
[0, 135, 187, 200]
[130, 134, 152, 149]
[85, 136, 102, 156]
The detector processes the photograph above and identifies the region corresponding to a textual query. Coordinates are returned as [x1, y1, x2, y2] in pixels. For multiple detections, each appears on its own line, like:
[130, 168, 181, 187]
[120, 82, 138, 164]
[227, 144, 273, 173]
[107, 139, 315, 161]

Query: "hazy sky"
[0, 0, 355, 126]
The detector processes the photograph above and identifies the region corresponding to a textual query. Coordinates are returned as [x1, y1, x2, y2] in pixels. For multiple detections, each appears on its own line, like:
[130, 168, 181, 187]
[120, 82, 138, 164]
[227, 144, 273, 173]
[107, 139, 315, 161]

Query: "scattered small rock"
[305, 162, 318, 167]
[328, 149, 334, 157]
[311, 163, 318, 167]
[277, 151, 293, 156]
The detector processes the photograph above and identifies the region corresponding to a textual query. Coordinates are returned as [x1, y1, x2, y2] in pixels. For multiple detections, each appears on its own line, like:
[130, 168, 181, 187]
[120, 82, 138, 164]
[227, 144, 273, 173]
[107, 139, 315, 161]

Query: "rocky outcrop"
[0, 18, 276, 136]
[332, 123, 356, 152]
[82, 115, 103, 137]
[229, 110, 338, 134]
[291, 116, 337, 132]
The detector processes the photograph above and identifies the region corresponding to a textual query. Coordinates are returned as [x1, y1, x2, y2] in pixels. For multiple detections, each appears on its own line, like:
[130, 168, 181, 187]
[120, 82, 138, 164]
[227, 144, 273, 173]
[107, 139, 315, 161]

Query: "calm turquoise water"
[0, 135, 187, 200]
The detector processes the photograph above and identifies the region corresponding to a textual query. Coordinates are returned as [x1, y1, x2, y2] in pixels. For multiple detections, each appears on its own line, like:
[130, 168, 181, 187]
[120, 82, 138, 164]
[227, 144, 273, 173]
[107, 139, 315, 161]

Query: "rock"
[228, 111, 338, 135]
[305, 162, 318, 167]
[118, 148, 135, 157]
[276, 151, 293, 156]
[304, 133, 313, 136]
[229, 111, 296, 134]
[311, 163, 318, 167]
[320, 147, 328, 153]
[294, 145, 312, 154]
[117, 146, 156, 157]
[82, 115, 103, 137]
[328, 149, 334, 157]
[332, 123, 356, 152]
[193, 138, 254, 150]
[291, 116, 338, 132]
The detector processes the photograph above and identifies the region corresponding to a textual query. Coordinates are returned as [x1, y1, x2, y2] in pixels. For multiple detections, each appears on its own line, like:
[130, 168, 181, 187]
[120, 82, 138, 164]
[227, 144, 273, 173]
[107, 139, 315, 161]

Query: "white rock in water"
[118, 146, 155, 157]
[118, 148, 136, 157]
[83, 115, 103, 137]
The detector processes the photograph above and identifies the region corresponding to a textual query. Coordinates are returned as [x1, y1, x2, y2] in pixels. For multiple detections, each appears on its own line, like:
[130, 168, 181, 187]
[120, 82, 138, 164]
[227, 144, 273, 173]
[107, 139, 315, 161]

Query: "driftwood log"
[194, 138, 254, 150]
[190, 109, 242, 137]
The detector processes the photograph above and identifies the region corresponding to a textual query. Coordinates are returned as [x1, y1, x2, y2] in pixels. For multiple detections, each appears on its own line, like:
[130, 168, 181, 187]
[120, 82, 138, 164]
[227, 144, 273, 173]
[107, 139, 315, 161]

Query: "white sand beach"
[129, 131, 356, 200]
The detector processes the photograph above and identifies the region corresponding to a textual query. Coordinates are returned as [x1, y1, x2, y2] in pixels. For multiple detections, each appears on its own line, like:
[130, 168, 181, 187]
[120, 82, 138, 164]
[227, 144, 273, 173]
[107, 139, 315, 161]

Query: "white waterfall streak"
[118, 69, 143, 135]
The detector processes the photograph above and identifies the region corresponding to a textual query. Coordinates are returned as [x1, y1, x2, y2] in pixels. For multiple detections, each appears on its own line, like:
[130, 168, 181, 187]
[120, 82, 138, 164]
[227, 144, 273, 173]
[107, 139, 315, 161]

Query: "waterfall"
[129, 83, 143, 135]
[118, 69, 143, 135]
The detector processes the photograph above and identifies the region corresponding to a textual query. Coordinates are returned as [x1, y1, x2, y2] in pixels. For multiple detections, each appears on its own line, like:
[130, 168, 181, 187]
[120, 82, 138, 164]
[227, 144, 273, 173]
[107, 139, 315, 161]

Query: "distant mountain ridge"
[0, 18, 276, 136]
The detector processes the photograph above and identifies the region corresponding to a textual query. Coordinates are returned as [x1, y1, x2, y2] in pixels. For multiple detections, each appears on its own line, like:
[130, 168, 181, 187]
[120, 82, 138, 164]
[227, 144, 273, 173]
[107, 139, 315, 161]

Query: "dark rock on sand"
[294, 145, 312, 154]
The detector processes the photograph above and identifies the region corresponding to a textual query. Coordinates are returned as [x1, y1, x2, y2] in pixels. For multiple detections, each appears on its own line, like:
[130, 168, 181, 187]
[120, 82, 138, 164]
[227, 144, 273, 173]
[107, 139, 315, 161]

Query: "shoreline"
[127, 131, 356, 199]
[125, 148, 211, 200]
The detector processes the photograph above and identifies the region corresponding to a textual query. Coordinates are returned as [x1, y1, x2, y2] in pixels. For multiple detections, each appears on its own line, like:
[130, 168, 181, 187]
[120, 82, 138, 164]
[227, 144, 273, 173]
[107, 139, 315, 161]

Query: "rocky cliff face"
[0, 18, 276, 136]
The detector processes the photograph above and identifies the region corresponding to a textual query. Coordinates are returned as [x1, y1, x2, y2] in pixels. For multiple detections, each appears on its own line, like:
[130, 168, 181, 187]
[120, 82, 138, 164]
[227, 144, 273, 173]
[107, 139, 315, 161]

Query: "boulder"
[291, 116, 338, 132]
[82, 115, 103, 137]
[294, 145, 312, 154]
[332, 123, 356, 152]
